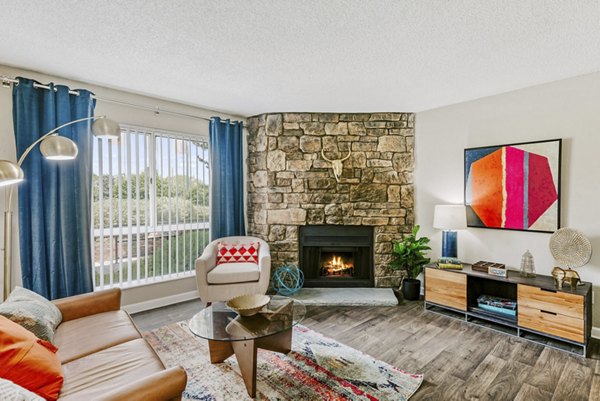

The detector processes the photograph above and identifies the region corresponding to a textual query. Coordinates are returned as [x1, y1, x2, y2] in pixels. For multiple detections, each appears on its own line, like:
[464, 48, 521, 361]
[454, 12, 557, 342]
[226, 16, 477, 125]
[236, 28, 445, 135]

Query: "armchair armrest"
[52, 288, 121, 322]
[195, 241, 218, 276]
[97, 367, 187, 401]
[257, 241, 271, 292]
[258, 242, 271, 274]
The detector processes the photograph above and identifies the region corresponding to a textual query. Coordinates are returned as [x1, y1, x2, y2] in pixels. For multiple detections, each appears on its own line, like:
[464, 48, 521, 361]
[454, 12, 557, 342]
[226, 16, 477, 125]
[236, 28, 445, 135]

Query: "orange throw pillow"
[0, 316, 63, 401]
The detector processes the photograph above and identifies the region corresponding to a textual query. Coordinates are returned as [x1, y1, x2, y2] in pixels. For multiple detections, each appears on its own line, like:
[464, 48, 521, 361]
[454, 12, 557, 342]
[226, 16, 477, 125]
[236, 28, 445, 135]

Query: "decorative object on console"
[551, 266, 582, 290]
[549, 228, 592, 267]
[226, 294, 271, 317]
[272, 264, 304, 296]
[390, 225, 431, 301]
[433, 204, 466, 258]
[472, 260, 505, 273]
[520, 250, 536, 278]
[465, 139, 561, 233]
[0, 115, 121, 300]
[549, 227, 591, 288]
[320, 147, 351, 182]
[564, 268, 582, 288]
[552, 266, 567, 289]
[488, 266, 508, 278]
[437, 257, 463, 270]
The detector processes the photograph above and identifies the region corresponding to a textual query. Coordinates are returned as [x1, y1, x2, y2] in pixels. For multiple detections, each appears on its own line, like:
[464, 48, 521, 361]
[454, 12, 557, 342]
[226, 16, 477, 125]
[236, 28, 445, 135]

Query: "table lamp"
[433, 204, 467, 258]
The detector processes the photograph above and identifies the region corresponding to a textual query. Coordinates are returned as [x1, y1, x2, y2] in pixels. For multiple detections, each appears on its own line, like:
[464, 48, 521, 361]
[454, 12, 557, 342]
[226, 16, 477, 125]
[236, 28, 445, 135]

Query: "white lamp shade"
[92, 117, 121, 139]
[40, 136, 78, 160]
[433, 205, 467, 230]
[0, 160, 24, 187]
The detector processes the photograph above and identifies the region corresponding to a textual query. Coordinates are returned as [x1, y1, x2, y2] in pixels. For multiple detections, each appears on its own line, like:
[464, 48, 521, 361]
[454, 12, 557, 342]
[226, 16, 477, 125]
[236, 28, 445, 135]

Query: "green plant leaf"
[390, 225, 431, 279]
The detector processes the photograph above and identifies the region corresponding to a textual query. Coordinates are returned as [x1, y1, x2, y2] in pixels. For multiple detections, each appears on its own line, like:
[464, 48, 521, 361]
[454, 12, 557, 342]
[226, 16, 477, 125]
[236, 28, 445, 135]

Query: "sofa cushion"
[0, 378, 45, 401]
[207, 262, 260, 284]
[216, 242, 260, 265]
[58, 339, 165, 401]
[54, 310, 141, 364]
[0, 286, 62, 343]
[0, 316, 63, 401]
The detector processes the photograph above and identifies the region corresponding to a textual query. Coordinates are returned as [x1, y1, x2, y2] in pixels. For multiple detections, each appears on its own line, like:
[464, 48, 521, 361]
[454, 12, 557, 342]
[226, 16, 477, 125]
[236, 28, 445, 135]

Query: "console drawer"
[425, 267, 467, 311]
[518, 305, 584, 343]
[518, 284, 584, 319]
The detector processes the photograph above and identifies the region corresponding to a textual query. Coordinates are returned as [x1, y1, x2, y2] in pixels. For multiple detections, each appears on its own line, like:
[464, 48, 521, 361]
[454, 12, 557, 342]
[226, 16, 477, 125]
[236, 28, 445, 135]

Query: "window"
[92, 125, 210, 289]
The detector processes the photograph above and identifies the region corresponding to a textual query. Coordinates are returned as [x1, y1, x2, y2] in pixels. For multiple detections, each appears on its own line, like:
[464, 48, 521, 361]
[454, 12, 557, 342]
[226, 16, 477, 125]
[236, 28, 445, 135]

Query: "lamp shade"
[40, 136, 78, 160]
[92, 117, 121, 139]
[0, 160, 24, 187]
[433, 205, 467, 230]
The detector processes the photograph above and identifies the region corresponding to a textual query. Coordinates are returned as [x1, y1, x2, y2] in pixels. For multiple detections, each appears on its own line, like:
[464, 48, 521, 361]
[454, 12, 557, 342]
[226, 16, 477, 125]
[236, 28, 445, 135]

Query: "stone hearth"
[246, 112, 415, 287]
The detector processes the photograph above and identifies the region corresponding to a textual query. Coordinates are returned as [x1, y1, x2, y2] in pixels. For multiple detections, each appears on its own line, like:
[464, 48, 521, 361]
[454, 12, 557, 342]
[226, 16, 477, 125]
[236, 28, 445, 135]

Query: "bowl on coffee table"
[226, 294, 271, 316]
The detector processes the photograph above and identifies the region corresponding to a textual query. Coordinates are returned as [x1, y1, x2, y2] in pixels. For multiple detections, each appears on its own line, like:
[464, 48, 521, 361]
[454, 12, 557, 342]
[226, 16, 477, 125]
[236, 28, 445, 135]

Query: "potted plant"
[390, 225, 431, 301]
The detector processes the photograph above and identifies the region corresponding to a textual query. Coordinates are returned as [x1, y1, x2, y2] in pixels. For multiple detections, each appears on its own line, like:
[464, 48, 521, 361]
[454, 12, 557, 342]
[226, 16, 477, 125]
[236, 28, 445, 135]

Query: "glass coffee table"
[189, 295, 306, 397]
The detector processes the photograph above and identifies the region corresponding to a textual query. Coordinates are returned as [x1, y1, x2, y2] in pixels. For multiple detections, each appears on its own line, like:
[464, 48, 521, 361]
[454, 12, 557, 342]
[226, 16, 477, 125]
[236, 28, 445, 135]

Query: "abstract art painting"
[464, 139, 561, 233]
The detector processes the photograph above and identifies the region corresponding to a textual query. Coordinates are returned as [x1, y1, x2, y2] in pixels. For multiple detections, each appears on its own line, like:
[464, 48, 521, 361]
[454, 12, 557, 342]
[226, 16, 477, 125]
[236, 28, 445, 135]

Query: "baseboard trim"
[122, 290, 200, 314]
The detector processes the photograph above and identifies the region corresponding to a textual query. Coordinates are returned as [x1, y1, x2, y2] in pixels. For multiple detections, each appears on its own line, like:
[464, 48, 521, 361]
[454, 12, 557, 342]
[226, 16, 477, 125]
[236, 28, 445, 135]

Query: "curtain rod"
[1, 75, 244, 125]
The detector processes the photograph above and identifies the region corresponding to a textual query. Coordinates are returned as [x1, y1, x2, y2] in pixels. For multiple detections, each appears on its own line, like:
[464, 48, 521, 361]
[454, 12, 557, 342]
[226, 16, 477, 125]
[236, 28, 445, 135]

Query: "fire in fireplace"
[299, 225, 374, 287]
[320, 252, 354, 277]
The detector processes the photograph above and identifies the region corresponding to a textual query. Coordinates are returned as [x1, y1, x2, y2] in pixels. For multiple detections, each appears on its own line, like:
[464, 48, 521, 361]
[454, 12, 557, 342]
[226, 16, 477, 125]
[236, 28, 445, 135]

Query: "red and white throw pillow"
[216, 242, 260, 265]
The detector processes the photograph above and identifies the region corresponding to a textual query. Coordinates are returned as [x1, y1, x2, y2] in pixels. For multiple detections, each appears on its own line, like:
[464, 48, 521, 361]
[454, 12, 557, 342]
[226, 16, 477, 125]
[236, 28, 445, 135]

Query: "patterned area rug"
[144, 322, 422, 401]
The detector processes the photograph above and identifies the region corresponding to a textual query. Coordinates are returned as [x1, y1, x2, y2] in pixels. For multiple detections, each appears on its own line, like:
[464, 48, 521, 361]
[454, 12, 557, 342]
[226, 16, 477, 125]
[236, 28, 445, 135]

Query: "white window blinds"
[92, 125, 210, 289]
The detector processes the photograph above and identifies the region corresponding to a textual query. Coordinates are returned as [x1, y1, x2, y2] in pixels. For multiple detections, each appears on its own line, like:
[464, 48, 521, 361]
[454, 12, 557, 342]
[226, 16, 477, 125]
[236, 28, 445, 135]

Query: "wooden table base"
[207, 329, 292, 398]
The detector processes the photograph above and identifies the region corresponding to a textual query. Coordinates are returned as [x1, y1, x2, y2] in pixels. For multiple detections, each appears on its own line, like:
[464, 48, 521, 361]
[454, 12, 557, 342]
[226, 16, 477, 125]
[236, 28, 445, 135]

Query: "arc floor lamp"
[0, 116, 120, 300]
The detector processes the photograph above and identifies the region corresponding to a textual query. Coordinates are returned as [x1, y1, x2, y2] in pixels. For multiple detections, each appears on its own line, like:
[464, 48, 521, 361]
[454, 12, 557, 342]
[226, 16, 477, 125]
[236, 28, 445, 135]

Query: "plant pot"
[402, 278, 421, 301]
[392, 287, 403, 305]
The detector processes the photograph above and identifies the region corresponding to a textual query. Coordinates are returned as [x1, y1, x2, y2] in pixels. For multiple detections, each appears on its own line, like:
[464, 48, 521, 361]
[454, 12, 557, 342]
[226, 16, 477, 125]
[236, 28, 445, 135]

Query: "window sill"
[94, 271, 196, 291]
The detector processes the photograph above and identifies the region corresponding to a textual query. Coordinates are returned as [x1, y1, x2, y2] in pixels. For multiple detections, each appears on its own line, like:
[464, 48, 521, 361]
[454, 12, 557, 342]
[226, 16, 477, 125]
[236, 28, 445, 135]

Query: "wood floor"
[132, 299, 600, 401]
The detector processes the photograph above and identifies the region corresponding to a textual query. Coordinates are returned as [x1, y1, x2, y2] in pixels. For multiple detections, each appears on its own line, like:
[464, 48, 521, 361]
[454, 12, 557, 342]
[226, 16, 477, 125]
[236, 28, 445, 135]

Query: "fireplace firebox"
[299, 226, 374, 287]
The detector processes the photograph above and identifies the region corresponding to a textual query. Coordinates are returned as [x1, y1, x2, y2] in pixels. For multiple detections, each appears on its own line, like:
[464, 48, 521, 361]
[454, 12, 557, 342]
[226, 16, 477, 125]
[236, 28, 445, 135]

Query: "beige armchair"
[195, 236, 271, 303]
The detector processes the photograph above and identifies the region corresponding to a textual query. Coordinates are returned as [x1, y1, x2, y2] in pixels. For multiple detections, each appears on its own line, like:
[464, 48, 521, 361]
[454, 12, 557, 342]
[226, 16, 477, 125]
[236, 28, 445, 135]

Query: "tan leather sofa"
[51, 288, 187, 401]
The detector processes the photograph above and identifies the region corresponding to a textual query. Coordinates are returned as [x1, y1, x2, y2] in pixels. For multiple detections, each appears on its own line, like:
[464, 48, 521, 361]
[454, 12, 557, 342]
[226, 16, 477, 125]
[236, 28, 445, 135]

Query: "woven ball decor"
[549, 228, 592, 269]
[272, 264, 304, 296]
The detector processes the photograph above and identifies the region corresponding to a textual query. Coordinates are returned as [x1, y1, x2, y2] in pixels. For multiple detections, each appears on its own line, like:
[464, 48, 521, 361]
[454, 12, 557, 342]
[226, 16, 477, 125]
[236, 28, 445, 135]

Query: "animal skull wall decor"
[321, 148, 351, 182]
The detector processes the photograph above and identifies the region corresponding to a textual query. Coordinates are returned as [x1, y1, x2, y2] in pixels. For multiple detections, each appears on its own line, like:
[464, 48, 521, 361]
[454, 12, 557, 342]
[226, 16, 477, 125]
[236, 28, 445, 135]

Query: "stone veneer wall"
[246, 113, 415, 287]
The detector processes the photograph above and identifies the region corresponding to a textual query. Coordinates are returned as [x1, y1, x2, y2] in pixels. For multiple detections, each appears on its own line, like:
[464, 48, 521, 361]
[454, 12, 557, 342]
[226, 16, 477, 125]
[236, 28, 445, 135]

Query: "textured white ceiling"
[1, 1, 600, 116]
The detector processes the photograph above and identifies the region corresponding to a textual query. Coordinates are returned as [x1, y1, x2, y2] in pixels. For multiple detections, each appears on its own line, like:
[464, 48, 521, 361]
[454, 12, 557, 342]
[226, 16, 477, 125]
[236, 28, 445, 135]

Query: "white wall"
[0, 64, 244, 307]
[416, 71, 600, 328]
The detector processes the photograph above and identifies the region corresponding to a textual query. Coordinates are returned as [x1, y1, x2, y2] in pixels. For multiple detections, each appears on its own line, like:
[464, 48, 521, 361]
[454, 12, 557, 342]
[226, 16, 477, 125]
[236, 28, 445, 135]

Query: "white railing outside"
[91, 125, 210, 289]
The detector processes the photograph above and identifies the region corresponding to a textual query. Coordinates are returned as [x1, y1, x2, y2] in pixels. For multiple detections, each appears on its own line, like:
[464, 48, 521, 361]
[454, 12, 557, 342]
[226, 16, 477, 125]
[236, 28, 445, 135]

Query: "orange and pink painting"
[464, 139, 561, 233]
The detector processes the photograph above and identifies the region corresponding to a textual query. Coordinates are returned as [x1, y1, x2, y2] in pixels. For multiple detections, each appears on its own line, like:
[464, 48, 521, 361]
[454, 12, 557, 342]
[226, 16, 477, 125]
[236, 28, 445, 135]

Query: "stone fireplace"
[299, 225, 373, 287]
[246, 112, 415, 287]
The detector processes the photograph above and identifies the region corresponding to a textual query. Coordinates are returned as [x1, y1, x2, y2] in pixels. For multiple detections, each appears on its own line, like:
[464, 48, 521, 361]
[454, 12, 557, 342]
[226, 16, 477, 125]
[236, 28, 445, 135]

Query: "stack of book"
[437, 257, 463, 270]
[477, 295, 517, 317]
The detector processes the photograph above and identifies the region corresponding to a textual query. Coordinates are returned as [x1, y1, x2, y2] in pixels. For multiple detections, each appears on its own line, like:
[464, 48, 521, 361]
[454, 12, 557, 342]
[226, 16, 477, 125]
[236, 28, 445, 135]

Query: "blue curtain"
[12, 78, 95, 299]
[209, 117, 245, 240]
